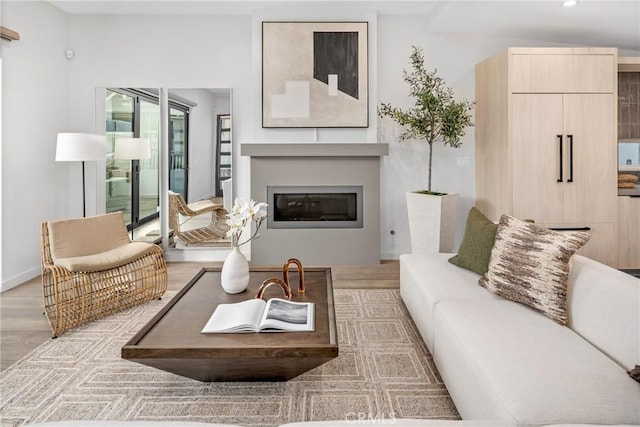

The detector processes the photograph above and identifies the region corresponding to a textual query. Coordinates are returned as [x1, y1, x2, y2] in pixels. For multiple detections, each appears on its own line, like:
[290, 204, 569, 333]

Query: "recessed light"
[563, 0, 577, 6]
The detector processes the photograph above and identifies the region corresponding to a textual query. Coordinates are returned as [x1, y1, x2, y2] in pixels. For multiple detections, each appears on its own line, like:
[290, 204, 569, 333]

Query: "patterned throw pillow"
[478, 214, 590, 325]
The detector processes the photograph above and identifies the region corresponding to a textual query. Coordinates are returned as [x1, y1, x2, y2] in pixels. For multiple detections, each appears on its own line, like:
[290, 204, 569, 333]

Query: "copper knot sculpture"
[283, 258, 305, 294]
[255, 258, 305, 300]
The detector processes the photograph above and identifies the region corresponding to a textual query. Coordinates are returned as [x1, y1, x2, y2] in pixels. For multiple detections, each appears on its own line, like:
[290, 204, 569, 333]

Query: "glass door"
[138, 98, 160, 223]
[105, 88, 160, 235]
[106, 89, 134, 219]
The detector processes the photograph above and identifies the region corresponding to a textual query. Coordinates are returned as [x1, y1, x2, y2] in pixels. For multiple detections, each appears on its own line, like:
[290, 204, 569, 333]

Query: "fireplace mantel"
[241, 143, 388, 157]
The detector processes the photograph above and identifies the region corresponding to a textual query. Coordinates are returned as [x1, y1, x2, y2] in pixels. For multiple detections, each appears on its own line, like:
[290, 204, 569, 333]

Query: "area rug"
[0, 289, 459, 426]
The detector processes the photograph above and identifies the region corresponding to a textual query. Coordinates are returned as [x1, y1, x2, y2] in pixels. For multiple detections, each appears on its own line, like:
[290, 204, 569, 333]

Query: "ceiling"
[47, 0, 640, 52]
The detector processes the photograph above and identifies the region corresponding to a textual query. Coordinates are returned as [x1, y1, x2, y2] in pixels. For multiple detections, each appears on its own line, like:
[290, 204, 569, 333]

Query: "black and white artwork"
[262, 21, 368, 128]
[265, 299, 309, 324]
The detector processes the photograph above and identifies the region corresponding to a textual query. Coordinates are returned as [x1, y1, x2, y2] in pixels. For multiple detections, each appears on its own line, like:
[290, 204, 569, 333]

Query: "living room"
[3, 0, 640, 287]
[1, 1, 639, 426]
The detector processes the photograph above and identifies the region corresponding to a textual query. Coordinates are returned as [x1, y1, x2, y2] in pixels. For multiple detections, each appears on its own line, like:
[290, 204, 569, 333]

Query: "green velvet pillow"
[448, 207, 498, 275]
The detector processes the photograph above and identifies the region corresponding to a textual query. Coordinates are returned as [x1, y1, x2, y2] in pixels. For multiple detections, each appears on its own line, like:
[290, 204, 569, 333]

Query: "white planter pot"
[406, 191, 458, 253]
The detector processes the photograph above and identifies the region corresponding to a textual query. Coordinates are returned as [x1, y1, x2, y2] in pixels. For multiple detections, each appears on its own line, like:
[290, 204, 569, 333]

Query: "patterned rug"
[0, 289, 459, 426]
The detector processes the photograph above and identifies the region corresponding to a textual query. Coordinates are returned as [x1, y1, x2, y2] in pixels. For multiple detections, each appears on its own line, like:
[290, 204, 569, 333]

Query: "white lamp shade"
[56, 133, 106, 162]
[114, 137, 151, 160]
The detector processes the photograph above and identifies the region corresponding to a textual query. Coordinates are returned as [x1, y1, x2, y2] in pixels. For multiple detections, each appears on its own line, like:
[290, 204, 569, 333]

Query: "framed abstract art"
[262, 21, 369, 128]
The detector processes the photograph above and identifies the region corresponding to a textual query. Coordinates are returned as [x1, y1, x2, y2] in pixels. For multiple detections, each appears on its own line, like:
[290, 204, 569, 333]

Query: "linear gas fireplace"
[267, 186, 363, 229]
[243, 142, 388, 265]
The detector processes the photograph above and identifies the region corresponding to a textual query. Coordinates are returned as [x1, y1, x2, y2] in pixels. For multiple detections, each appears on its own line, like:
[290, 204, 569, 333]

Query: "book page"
[259, 298, 315, 332]
[201, 298, 266, 333]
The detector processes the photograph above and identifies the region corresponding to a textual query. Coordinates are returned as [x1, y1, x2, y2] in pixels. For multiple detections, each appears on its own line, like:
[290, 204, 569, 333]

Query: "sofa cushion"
[432, 299, 640, 425]
[54, 242, 158, 272]
[479, 214, 590, 325]
[48, 212, 131, 260]
[567, 255, 640, 372]
[400, 253, 502, 351]
[448, 207, 497, 275]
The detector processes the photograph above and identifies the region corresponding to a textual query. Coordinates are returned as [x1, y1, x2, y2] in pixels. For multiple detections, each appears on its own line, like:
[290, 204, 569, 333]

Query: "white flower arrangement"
[226, 198, 268, 247]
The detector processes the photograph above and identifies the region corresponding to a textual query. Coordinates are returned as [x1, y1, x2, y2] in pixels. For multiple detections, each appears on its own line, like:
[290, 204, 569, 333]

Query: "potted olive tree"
[379, 46, 474, 253]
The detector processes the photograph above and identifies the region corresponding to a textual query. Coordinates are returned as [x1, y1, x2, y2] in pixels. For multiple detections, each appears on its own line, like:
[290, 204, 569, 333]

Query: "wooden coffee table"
[122, 266, 338, 381]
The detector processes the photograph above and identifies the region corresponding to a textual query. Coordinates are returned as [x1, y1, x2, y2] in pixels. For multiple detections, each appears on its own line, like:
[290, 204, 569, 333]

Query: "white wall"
[65, 13, 253, 208]
[1, 1, 69, 290]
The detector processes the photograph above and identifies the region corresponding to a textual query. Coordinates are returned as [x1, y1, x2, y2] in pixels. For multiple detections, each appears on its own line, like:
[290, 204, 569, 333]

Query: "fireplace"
[268, 185, 363, 229]
[242, 143, 388, 265]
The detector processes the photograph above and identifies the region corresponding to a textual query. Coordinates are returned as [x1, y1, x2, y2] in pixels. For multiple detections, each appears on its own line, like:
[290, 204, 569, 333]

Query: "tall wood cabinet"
[476, 47, 618, 267]
[618, 196, 640, 269]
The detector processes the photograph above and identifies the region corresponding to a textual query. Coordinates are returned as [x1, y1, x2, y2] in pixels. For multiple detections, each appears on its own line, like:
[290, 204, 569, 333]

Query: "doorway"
[169, 104, 189, 198]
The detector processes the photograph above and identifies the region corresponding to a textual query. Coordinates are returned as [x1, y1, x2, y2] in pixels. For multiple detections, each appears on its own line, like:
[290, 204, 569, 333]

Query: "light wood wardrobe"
[475, 47, 619, 267]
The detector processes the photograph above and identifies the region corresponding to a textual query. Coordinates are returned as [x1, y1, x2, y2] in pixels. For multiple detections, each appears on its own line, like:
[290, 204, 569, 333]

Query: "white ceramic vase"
[220, 246, 250, 294]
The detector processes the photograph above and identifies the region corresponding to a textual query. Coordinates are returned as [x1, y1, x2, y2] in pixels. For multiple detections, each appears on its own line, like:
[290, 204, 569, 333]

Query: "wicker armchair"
[41, 212, 167, 337]
[168, 191, 230, 246]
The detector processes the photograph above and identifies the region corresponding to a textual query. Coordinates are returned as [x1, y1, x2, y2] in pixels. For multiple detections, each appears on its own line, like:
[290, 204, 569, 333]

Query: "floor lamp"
[114, 137, 151, 240]
[55, 133, 106, 217]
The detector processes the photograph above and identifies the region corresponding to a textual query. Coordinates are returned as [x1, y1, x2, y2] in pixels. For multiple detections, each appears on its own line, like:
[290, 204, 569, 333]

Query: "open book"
[201, 298, 315, 333]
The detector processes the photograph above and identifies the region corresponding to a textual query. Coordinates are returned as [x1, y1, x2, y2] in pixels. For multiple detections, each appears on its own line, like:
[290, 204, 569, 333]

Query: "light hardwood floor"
[0, 260, 399, 371]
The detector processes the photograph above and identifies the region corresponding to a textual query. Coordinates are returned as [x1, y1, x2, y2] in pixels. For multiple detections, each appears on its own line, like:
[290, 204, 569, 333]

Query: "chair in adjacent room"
[168, 191, 230, 246]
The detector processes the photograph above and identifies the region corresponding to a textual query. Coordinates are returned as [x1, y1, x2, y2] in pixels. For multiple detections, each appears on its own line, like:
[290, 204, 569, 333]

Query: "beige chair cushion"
[47, 212, 155, 272]
[48, 212, 131, 260]
[55, 242, 157, 272]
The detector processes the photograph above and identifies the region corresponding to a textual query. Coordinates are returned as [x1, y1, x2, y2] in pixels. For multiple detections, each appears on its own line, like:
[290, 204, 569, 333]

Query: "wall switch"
[456, 156, 471, 167]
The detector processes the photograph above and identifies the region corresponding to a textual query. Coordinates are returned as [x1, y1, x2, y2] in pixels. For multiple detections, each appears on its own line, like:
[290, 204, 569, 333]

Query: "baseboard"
[380, 251, 401, 260]
[2, 266, 40, 292]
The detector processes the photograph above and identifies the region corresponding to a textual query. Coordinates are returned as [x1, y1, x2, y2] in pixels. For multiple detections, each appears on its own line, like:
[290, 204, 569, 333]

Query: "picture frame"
[262, 21, 369, 128]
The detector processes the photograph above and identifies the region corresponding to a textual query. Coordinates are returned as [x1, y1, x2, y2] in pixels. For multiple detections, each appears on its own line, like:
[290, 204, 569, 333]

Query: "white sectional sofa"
[400, 252, 640, 426]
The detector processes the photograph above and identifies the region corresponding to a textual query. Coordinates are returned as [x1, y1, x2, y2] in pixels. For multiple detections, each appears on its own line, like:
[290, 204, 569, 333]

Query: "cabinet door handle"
[548, 226, 591, 231]
[557, 135, 563, 183]
[567, 134, 574, 183]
